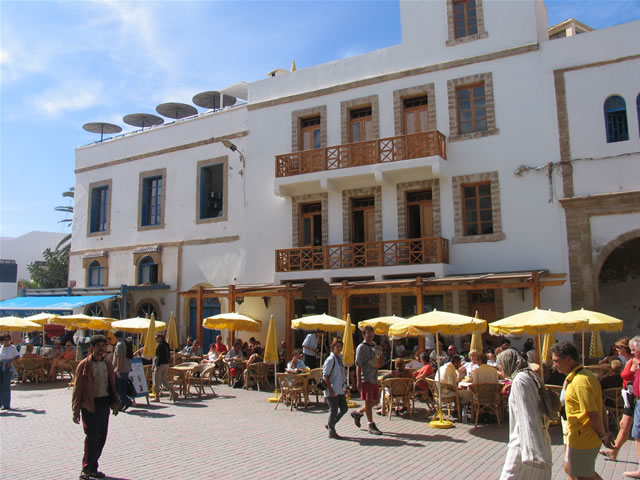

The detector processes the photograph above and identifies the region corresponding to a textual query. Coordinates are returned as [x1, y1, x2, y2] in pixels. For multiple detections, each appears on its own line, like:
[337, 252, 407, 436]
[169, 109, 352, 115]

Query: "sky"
[1, 0, 639, 241]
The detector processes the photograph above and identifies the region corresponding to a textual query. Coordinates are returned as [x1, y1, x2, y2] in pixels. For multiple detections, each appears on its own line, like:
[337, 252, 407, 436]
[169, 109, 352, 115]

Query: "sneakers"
[351, 410, 363, 428]
[328, 430, 343, 439]
[79, 471, 105, 479]
[91, 472, 106, 479]
[368, 423, 383, 435]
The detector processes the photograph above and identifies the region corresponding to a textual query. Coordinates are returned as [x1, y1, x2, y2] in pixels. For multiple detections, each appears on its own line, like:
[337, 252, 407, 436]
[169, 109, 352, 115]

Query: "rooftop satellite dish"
[192, 91, 236, 111]
[123, 113, 164, 130]
[82, 122, 122, 141]
[156, 102, 198, 119]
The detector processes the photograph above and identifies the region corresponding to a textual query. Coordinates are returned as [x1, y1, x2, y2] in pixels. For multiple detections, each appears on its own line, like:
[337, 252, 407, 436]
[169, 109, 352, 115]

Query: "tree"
[27, 249, 68, 288]
[55, 187, 74, 255]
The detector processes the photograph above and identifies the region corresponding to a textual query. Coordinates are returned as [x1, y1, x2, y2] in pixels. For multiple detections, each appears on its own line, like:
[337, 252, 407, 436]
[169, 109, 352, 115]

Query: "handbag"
[126, 378, 136, 397]
[316, 356, 337, 391]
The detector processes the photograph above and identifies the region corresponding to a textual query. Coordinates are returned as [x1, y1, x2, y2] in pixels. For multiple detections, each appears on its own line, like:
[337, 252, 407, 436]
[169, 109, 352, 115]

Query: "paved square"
[1, 382, 637, 479]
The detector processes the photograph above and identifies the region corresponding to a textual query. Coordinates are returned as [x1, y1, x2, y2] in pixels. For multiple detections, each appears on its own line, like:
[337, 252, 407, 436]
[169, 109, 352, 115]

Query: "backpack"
[125, 339, 134, 359]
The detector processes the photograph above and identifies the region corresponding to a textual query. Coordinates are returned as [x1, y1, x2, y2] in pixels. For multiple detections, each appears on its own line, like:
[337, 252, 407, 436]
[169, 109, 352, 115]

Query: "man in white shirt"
[302, 330, 322, 368]
[471, 353, 500, 384]
[435, 355, 471, 405]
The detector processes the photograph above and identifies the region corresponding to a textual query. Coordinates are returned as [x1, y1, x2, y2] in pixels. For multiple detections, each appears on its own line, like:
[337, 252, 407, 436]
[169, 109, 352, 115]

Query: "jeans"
[304, 354, 317, 369]
[327, 394, 348, 432]
[0, 363, 12, 408]
[82, 396, 110, 473]
[115, 371, 131, 407]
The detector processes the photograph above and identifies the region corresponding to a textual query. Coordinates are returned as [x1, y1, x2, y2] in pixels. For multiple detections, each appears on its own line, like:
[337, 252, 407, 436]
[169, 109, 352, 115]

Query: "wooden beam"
[285, 283, 293, 361]
[416, 277, 425, 351]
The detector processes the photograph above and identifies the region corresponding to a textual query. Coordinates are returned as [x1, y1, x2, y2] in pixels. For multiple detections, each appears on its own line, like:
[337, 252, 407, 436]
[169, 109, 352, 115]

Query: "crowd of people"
[2, 326, 640, 480]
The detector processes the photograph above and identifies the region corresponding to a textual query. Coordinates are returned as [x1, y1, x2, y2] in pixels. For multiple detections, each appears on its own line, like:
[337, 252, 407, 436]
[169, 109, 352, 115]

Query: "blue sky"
[1, 0, 639, 240]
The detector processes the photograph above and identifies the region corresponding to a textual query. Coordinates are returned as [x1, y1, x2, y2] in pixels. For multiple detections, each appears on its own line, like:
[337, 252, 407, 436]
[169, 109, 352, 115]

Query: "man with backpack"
[113, 331, 133, 412]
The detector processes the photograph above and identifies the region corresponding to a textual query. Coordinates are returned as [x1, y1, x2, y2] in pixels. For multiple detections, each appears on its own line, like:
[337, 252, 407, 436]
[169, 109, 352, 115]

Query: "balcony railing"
[275, 130, 447, 178]
[275, 237, 449, 272]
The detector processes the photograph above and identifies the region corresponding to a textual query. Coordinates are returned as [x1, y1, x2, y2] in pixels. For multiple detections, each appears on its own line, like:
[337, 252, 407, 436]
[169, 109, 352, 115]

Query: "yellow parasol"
[358, 315, 405, 336]
[142, 313, 158, 358]
[564, 308, 624, 332]
[565, 309, 623, 363]
[111, 317, 167, 334]
[291, 313, 355, 333]
[25, 312, 60, 353]
[166, 312, 179, 350]
[263, 315, 280, 403]
[389, 310, 487, 429]
[469, 312, 484, 353]
[489, 307, 586, 335]
[0, 316, 41, 332]
[65, 314, 113, 331]
[589, 331, 604, 359]
[342, 314, 355, 367]
[203, 312, 262, 332]
[541, 333, 555, 362]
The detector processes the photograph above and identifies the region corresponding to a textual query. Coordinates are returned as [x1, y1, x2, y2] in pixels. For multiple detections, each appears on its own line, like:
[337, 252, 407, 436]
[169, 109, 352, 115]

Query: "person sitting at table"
[225, 340, 246, 384]
[405, 350, 423, 370]
[484, 347, 498, 367]
[471, 353, 499, 384]
[413, 352, 435, 390]
[599, 358, 623, 389]
[459, 340, 471, 360]
[394, 340, 408, 358]
[377, 358, 413, 415]
[430, 341, 446, 364]
[214, 335, 228, 355]
[21, 344, 41, 359]
[180, 337, 194, 355]
[525, 350, 541, 377]
[246, 346, 263, 367]
[190, 340, 203, 357]
[462, 350, 480, 379]
[443, 344, 458, 364]
[435, 355, 472, 405]
[49, 341, 75, 380]
[45, 339, 63, 359]
[286, 351, 307, 373]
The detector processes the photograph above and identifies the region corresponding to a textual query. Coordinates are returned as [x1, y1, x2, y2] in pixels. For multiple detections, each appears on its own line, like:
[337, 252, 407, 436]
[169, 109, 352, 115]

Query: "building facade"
[69, 0, 640, 349]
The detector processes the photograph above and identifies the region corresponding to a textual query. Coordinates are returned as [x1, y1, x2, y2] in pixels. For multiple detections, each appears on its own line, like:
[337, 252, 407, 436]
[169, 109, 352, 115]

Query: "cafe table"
[169, 364, 197, 399]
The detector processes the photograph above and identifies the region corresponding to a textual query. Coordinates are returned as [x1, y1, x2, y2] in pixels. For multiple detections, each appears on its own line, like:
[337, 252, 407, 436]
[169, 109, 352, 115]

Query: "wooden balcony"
[275, 130, 446, 178]
[275, 237, 449, 272]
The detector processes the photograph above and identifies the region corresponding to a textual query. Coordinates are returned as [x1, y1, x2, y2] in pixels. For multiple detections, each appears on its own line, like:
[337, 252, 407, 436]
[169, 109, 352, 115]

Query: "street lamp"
[222, 139, 247, 206]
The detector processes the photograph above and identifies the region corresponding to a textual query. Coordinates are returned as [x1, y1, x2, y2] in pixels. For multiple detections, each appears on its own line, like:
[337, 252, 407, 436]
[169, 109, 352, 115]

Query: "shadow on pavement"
[340, 435, 424, 447]
[125, 410, 175, 418]
[384, 431, 467, 443]
[0, 410, 25, 417]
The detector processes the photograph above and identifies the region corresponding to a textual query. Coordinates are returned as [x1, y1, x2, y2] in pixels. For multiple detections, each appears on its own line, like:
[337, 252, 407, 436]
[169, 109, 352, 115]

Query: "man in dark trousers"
[72, 334, 120, 480]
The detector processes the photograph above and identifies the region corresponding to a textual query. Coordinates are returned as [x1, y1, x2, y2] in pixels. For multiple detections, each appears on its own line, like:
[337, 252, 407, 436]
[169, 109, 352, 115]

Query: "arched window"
[85, 303, 104, 317]
[88, 260, 104, 287]
[138, 256, 158, 285]
[604, 95, 629, 143]
[137, 302, 158, 320]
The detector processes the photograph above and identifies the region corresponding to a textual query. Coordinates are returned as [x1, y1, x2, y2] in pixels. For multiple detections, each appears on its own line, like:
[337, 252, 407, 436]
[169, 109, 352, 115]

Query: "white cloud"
[0, 30, 50, 83]
[32, 80, 104, 117]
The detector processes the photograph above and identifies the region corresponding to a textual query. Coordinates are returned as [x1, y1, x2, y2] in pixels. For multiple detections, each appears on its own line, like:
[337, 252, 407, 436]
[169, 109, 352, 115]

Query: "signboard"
[129, 358, 149, 399]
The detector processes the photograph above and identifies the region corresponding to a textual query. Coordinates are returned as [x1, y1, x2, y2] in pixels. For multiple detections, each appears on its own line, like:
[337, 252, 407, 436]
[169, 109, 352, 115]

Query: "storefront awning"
[0, 295, 116, 316]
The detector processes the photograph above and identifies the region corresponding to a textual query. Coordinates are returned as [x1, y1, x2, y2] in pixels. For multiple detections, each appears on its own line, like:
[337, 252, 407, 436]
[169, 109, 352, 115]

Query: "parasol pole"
[536, 334, 543, 379]
[429, 331, 454, 429]
[320, 332, 324, 366]
[581, 331, 585, 364]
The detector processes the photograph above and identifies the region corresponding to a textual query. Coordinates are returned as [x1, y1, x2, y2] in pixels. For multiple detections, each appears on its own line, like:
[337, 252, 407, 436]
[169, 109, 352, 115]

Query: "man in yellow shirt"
[551, 341, 613, 480]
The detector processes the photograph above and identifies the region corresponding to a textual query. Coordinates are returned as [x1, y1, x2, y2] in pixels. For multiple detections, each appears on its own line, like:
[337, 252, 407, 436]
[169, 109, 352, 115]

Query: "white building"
[69, 0, 640, 353]
[0, 231, 66, 301]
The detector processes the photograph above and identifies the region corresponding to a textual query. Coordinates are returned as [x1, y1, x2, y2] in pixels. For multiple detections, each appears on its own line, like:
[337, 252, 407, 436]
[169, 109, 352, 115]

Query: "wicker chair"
[412, 377, 436, 418]
[545, 385, 563, 426]
[603, 387, 623, 424]
[469, 383, 503, 426]
[244, 362, 269, 391]
[20, 358, 45, 383]
[426, 378, 461, 421]
[306, 368, 325, 404]
[382, 377, 413, 419]
[275, 373, 307, 411]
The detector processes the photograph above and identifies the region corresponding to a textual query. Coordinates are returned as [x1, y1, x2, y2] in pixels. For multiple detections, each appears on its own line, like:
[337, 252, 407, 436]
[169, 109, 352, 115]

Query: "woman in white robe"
[497, 349, 552, 480]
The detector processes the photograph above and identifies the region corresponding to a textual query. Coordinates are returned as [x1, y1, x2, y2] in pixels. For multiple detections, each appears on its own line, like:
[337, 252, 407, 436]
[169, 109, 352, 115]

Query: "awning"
[0, 295, 116, 316]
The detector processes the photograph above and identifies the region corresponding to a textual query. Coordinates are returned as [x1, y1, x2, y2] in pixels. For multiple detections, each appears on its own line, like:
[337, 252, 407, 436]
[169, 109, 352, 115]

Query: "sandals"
[599, 448, 618, 461]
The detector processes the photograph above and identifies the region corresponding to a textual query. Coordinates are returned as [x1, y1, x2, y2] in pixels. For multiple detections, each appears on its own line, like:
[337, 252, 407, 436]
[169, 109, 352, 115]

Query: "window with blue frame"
[141, 176, 163, 226]
[199, 163, 224, 220]
[90, 185, 108, 233]
[88, 260, 104, 287]
[604, 95, 629, 143]
[138, 256, 158, 285]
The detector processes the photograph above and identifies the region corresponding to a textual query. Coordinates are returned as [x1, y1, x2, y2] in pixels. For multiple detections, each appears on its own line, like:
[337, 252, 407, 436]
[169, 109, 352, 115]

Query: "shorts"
[564, 445, 599, 477]
[360, 381, 380, 402]
[632, 398, 640, 439]
[623, 391, 636, 417]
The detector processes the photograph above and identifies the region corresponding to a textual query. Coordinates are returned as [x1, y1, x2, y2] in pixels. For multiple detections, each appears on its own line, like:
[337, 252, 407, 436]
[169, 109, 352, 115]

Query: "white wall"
[0, 231, 66, 281]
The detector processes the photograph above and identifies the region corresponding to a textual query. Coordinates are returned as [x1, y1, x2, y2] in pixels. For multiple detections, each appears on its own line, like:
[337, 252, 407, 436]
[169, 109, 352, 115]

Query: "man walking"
[152, 333, 176, 402]
[302, 330, 322, 368]
[113, 331, 132, 411]
[72, 335, 120, 480]
[352, 325, 383, 435]
[551, 341, 612, 480]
